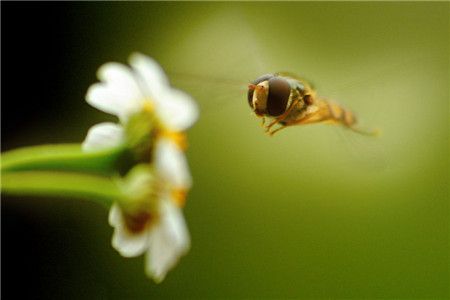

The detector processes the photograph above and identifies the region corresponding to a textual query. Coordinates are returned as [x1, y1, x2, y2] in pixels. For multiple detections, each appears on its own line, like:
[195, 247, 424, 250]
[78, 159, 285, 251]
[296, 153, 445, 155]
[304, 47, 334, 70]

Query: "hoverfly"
[248, 73, 380, 136]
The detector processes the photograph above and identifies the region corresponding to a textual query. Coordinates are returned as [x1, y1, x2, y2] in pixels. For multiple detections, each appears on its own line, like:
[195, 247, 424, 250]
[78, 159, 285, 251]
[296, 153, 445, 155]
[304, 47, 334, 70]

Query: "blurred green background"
[2, 2, 448, 299]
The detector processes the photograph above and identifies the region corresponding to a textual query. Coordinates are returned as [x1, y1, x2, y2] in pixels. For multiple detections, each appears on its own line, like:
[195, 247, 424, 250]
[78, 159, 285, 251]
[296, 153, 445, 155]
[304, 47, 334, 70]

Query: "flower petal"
[129, 53, 170, 101]
[154, 138, 192, 189]
[129, 53, 199, 131]
[108, 203, 152, 258]
[145, 199, 190, 282]
[81, 122, 125, 153]
[86, 62, 145, 122]
[155, 88, 199, 131]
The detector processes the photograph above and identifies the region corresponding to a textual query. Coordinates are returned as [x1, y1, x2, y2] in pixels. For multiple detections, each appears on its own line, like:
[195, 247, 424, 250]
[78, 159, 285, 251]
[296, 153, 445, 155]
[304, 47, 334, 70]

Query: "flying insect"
[248, 73, 380, 136]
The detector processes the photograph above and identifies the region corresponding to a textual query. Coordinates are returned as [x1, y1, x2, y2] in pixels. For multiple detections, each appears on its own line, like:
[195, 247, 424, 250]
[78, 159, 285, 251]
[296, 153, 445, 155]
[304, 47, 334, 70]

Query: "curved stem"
[1, 171, 124, 207]
[1, 143, 130, 175]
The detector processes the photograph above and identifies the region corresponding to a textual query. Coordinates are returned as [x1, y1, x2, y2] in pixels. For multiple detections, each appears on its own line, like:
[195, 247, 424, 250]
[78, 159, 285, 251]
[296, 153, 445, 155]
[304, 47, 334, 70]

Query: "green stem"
[1, 171, 124, 207]
[1, 143, 130, 175]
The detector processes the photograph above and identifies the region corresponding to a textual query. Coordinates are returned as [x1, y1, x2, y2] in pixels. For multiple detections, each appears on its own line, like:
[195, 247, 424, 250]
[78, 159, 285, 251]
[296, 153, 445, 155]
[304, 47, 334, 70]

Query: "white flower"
[109, 139, 191, 282]
[109, 197, 190, 282]
[82, 52, 199, 153]
[81, 53, 197, 282]
[82, 122, 125, 153]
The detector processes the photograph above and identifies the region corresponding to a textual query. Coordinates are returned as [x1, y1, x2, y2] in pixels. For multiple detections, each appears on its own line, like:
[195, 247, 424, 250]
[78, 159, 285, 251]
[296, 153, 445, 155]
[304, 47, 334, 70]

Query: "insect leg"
[268, 124, 289, 136]
[264, 100, 300, 133]
[268, 111, 326, 136]
[259, 116, 266, 126]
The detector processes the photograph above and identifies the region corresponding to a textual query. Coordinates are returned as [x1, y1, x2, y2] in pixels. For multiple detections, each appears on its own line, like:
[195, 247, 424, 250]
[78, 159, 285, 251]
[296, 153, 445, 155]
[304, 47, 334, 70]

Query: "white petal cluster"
[82, 53, 198, 282]
[82, 53, 198, 151]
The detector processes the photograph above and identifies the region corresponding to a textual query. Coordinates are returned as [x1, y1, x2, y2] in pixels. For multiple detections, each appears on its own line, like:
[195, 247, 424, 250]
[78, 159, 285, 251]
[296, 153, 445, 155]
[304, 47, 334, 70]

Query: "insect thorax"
[279, 84, 308, 124]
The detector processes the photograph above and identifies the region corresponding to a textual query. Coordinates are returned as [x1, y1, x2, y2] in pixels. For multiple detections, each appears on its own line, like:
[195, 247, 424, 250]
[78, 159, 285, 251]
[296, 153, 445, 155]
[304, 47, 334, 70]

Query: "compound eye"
[248, 74, 274, 107]
[251, 74, 274, 85]
[267, 77, 291, 116]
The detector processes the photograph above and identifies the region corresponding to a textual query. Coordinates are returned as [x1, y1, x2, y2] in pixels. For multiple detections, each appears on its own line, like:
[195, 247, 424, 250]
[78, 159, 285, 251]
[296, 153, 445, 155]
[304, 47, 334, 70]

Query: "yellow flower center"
[142, 98, 188, 151]
[172, 188, 189, 208]
[161, 131, 188, 151]
[142, 100, 155, 114]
